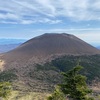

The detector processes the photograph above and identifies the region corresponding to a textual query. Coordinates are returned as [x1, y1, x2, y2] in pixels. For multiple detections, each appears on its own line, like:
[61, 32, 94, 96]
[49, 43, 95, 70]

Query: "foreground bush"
[0, 82, 11, 99]
[48, 65, 94, 100]
[47, 86, 66, 100]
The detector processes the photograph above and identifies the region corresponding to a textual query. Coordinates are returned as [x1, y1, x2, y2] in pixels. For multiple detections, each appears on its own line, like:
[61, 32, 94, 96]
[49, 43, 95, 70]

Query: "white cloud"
[0, 0, 100, 24]
[0, 13, 19, 20]
[36, 0, 56, 16]
[20, 18, 62, 24]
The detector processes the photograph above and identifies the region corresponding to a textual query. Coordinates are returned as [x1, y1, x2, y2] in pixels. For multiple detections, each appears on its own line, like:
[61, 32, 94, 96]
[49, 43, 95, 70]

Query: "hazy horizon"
[0, 33, 99, 47]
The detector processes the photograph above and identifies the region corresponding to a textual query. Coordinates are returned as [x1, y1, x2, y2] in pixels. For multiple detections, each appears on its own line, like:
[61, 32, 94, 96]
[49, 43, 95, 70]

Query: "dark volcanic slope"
[1, 33, 100, 61]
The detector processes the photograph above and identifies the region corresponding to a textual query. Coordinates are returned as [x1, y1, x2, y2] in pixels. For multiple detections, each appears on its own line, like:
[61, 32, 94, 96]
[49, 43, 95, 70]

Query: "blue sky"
[0, 0, 100, 46]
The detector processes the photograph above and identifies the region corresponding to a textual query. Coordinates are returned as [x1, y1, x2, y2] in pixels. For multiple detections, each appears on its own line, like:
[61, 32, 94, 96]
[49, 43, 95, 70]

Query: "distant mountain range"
[0, 39, 26, 45]
[0, 39, 26, 53]
[0, 33, 100, 93]
[0, 44, 21, 53]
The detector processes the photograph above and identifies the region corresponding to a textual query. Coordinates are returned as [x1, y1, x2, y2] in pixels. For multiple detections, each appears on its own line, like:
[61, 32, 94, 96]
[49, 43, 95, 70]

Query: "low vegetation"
[1, 55, 100, 99]
[47, 86, 66, 100]
[0, 82, 12, 99]
[48, 65, 94, 100]
[0, 69, 17, 82]
[7, 91, 49, 100]
[51, 55, 100, 83]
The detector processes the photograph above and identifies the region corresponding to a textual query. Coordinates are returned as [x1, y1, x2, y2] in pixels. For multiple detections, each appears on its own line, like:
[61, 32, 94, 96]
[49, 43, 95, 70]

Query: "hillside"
[0, 33, 100, 94]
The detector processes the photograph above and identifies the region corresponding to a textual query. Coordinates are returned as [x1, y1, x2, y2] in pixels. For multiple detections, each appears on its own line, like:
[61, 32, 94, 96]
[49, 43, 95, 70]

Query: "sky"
[0, 0, 100, 46]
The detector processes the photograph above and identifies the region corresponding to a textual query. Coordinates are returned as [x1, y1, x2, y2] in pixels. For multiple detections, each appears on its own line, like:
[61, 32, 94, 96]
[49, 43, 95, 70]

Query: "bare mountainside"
[1, 33, 100, 61]
[0, 33, 100, 92]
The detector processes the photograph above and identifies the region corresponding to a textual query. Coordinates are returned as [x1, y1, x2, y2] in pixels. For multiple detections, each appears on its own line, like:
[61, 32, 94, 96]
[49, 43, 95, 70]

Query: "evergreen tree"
[60, 65, 94, 100]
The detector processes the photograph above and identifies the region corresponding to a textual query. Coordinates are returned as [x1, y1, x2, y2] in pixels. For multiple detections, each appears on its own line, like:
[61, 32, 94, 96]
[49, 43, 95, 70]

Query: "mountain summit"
[3, 33, 100, 58]
[0, 33, 100, 69]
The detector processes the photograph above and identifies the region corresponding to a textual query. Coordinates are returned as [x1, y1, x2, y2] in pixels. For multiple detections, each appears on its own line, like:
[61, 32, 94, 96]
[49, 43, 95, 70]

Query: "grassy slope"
[7, 91, 49, 100]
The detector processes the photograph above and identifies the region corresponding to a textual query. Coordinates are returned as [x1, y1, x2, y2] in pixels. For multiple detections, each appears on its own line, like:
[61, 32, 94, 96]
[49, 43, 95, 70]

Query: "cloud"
[0, 0, 100, 24]
[20, 18, 62, 24]
[0, 13, 19, 20]
[53, 0, 100, 21]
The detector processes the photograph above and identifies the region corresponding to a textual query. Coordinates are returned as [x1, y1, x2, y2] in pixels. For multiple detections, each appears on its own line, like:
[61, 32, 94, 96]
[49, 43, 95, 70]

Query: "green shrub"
[0, 82, 12, 99]
[60, 65, 94, 100]
[47, 86, 66, 100]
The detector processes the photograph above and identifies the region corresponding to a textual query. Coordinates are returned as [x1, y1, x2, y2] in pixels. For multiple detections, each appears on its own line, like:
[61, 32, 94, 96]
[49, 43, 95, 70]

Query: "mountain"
[2, 33, 100, 60]
[0, 33, 100, 93]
